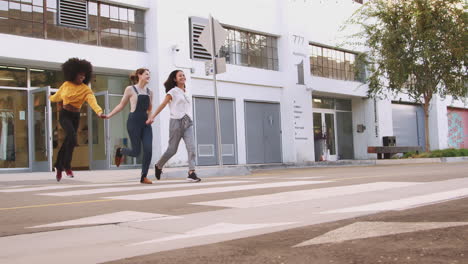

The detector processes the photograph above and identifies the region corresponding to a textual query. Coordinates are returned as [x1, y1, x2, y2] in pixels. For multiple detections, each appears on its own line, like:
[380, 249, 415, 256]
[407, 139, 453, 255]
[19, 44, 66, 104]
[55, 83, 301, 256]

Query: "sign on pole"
[198, 15, 228, 167]
[205, 57, 226, 76]
[198, 18, 228, 56]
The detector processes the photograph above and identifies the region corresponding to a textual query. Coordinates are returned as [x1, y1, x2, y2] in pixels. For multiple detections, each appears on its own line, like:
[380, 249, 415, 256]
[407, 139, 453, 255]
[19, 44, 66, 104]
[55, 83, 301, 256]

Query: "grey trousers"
[156, 115, 196, 170]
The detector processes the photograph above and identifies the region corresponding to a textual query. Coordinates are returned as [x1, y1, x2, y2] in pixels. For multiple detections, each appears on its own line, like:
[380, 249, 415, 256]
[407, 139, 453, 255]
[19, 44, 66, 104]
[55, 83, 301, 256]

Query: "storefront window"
[91, 74, 130, 94]
[0, 89, 29, 168]
[312, 97, 334, 109]
[0, 66, 27, 87]
[30, 68, 64, 88]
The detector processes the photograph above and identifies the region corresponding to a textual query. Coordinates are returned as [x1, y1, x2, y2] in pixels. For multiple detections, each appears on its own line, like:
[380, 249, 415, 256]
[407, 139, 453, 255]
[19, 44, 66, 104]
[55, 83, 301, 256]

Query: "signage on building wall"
[294, 101, 308, 140]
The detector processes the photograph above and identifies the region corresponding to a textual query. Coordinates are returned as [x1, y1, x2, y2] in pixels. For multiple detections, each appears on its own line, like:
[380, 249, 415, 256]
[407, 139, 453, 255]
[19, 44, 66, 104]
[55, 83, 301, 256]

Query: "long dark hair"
[130, 68, 149, 84]
[164, 70, 184, 93]
[62, 58, 93, 85]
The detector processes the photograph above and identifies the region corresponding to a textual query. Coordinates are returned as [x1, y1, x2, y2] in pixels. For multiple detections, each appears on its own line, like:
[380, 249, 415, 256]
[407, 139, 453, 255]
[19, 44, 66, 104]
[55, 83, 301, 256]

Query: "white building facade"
[0, 0, 464, 173]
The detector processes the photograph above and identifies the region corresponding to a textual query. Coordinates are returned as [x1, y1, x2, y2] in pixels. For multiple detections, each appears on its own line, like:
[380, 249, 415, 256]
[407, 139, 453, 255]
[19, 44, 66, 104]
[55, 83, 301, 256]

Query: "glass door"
[313, 111, 337, 161]
[29, 87, 52, 171]
[89, 91, 109, 169]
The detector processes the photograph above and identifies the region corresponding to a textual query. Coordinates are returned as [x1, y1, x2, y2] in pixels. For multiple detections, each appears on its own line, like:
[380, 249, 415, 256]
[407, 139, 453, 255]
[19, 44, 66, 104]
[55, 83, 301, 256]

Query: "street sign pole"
[209, 14, 224, 167]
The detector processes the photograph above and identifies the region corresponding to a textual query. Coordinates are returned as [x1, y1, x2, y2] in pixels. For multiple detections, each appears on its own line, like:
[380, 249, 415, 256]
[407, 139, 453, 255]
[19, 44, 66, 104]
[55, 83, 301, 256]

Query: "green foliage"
[348, 0, 467, 99]
[346, 0, 467, 150]
[403, 148, 468, 158]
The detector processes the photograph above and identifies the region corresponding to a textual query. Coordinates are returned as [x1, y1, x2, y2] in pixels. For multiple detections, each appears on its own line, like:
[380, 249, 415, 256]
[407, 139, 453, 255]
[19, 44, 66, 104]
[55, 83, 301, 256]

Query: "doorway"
[245, 101, 282, 164]
[29, 87, 109, 171]
[313, 111, 337, 161]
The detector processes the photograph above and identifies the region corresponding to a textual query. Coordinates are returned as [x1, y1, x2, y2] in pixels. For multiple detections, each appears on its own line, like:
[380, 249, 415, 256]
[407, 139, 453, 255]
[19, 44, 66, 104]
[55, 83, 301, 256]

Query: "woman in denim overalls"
[107, 68, 153, 184]
[146, 70, 201, 182]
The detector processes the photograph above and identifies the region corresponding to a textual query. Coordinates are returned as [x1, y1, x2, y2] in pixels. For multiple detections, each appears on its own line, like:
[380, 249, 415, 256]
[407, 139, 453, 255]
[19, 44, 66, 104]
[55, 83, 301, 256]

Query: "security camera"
[171, 45, 180, 52]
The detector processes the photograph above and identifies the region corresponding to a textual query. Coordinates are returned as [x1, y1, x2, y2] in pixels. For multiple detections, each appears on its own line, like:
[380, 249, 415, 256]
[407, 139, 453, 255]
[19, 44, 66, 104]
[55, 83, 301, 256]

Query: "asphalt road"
[1, 162, 467, 264]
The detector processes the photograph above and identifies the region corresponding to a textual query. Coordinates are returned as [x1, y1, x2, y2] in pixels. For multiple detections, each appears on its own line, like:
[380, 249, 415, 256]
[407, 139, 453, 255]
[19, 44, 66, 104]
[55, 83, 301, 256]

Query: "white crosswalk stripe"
[323, 188, 468, 214]
[0, 182, 171, 193]
[29, 211, 182, 229]
[39, 180, 252, 197]
[104, 181, 333, 201]
[192, 182, 421, 208]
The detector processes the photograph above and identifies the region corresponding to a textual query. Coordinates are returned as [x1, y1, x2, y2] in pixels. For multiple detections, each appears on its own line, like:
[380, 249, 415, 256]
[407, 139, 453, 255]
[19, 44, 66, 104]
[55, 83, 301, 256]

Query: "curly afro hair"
[61, 58, 93, 85]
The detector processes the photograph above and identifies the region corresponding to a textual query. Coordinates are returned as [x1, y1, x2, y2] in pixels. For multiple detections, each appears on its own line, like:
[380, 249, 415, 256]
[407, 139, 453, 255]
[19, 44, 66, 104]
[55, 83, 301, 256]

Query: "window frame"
[309, 42, 363, 82]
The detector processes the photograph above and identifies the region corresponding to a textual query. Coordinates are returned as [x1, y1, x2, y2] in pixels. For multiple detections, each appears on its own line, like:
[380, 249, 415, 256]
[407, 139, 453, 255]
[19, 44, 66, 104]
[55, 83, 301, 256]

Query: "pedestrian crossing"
[2, 174, 468, 264]
[1, 176, 467, 214]
[104, 180, 331, 201]
[191, 182, 422, 208]
[323, 188, 468, 214]
[39, 180, 252, 197]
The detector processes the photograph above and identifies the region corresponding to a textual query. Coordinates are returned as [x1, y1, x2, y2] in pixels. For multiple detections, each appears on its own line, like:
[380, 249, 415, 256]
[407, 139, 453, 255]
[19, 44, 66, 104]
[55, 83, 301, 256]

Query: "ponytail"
[130, 68, 149, 84]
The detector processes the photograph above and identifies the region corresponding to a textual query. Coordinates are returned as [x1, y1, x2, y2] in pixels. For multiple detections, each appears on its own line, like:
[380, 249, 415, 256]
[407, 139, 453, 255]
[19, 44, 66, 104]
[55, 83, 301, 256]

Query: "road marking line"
[0, 199, 115, 211]
[131, 222, 296, 245]
[192, 182, 421, 208]
[323, 188, 468, 213]
[294, 221, 468, 247]
[29, 211, 179, 228]
[39, 181, 252, 197]
[0, 179, 209, 193]
[106, 181, 332, 201]
[0, 182, 145, 193]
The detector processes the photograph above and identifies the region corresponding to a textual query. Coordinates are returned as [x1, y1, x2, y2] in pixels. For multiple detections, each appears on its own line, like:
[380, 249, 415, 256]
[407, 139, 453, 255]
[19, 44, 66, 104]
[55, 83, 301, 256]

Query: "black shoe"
[155, 165, 162, 180]
[114, 147, 124, 167]
[187, 171, 201, 182]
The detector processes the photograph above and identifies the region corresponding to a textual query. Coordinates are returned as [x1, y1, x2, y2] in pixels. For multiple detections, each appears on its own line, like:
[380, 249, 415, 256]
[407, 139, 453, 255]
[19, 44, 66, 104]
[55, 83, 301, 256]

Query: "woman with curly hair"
[49, 58, 106, 182]
[106, 68, 153, 184]
[146, 70, 201, 183]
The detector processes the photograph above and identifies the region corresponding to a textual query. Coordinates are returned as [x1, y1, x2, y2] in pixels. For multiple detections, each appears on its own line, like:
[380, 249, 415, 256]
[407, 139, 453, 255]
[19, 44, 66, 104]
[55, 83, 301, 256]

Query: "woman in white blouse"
[146, 70, 201, 182]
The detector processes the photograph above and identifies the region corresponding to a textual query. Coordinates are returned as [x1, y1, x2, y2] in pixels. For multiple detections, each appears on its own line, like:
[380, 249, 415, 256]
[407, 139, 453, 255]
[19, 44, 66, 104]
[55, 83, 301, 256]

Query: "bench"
[367, 146, 423, 159]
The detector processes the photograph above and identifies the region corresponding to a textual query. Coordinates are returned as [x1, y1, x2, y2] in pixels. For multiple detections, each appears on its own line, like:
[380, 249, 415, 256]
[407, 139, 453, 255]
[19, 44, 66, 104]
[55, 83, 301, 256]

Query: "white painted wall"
[147, 0, 375, 166]
[2, 0, 462, 170]
[0, 34, 147, 74]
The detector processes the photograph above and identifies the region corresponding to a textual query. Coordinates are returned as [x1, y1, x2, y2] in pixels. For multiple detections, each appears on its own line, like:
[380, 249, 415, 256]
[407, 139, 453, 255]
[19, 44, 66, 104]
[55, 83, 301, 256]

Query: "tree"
[347, 0, 467, 150]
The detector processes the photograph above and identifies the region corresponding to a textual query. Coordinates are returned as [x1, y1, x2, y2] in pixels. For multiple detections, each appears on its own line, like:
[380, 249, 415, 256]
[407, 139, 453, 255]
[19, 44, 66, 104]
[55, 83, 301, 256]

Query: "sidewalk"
[1, 156, 467, 183]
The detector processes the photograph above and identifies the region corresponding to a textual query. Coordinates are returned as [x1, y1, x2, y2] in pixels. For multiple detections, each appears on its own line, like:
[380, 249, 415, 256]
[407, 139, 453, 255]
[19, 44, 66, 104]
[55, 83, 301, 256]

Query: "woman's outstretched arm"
[146, 94, 171, 125]
[106, 86, 132, 119]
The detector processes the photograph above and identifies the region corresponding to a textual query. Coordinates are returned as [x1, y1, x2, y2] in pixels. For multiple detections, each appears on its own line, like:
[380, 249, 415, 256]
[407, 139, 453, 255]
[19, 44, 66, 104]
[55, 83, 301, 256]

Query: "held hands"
[98, 113, 108, 119]
[146, 118, 154, 125]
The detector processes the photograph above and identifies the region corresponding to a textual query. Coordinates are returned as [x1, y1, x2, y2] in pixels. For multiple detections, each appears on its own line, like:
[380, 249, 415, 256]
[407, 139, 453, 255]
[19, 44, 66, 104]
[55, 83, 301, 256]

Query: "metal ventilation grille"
[58, 0, 88, 29]
[198, 144, 215, 157]
[222, 144, 234, 156]
[190, 17, 212, 60]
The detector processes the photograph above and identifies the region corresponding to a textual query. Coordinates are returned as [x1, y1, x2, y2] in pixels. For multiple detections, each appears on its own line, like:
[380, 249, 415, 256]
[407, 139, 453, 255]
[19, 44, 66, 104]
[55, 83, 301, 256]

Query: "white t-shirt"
[167, 87, 192, 119]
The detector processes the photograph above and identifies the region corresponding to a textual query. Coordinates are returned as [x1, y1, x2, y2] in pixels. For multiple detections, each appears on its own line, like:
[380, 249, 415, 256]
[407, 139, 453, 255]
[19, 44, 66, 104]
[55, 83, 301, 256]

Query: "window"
[0, 66, 27, 87]
[0, 89, 29, 168]
[190, 17, 279, 71]
[309, 44, 364, 82]
[297, 60, 304, 85]
[219, 27, 279, 70]
[0, 0, 145, 51]
[313, 97, 352, 112]
[30, 68, 64, 88]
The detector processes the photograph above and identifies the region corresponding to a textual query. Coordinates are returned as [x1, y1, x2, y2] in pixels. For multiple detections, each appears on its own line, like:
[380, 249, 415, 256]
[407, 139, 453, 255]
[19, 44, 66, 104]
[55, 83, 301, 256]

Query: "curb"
[1, 157, 468, 182]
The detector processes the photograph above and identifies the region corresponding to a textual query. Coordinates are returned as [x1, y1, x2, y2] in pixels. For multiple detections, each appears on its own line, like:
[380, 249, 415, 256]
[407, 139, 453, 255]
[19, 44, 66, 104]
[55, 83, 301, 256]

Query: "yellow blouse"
[49, 81, 103, 115]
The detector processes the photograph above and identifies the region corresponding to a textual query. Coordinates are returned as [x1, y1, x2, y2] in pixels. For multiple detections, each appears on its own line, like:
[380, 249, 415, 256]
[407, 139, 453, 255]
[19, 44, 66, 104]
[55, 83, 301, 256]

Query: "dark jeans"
[55, 109, 80, 171]
[121, 112, 153, 177]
